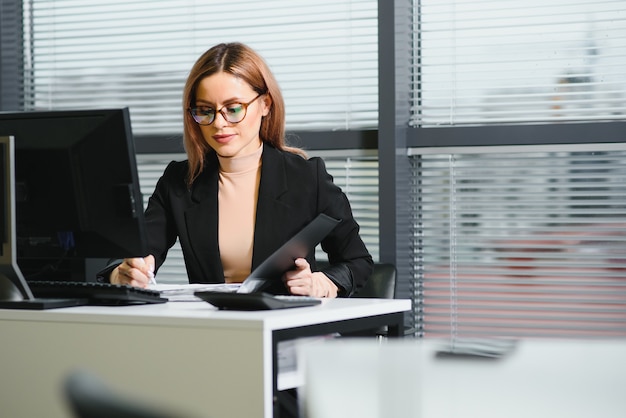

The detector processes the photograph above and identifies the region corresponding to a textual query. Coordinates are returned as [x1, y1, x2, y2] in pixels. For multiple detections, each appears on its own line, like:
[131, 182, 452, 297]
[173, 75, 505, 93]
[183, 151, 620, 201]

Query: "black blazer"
[143, 144, 373, 296]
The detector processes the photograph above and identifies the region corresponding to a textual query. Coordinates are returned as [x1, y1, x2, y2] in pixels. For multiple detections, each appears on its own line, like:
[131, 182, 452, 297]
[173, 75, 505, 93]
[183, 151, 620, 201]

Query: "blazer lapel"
[252, 146, 292, 269]
[185, 153, 224, 282]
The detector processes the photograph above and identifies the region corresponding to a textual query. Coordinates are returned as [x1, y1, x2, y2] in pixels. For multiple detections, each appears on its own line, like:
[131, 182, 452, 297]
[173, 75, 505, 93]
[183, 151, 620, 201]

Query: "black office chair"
[353, 262, 397, 299]
[64, 369, 190, 418]
[342, 263, 398, 337]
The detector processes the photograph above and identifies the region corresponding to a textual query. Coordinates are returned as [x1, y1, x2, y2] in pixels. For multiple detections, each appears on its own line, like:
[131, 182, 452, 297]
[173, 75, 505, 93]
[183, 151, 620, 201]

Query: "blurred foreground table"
[300, 338, 626, 418]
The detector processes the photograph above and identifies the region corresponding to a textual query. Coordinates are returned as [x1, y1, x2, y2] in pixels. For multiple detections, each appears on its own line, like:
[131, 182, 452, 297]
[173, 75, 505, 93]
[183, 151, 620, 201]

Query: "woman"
[104, 42, 372, 298]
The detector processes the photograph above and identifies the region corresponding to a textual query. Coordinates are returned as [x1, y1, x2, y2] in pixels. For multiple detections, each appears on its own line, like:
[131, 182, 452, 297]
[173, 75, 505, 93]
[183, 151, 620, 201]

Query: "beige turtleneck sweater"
[217, 144, 263, 283]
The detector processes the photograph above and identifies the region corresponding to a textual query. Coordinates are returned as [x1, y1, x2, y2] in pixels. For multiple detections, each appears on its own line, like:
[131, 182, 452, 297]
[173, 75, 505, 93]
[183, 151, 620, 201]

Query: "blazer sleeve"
[311, 157, 373, 296]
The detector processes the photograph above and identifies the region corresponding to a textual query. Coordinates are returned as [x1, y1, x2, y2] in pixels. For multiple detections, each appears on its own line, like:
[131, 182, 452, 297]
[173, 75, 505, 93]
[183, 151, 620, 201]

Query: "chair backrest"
[353, 263, 396, 299]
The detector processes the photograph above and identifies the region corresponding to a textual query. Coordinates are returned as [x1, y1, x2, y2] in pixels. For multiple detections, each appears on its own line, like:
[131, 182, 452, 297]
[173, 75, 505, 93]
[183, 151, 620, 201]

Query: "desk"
[300, 338, 626, 418]
[0, 297, 409, 418]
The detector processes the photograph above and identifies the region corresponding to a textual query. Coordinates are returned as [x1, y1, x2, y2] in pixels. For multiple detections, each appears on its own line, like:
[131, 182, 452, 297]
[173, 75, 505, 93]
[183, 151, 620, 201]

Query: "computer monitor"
[0, 108, 147, 282]
[1, 135, 86, 309]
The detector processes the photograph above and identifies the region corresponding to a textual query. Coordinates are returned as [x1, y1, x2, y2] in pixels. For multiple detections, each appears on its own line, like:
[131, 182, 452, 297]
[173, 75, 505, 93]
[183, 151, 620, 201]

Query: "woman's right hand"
[110, 255, 155, 288]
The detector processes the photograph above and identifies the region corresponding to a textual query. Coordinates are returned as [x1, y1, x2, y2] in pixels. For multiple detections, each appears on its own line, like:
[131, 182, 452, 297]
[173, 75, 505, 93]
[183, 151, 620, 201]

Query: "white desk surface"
[0, 297, 410, 329]
[300, 338, 626, 418]
[0, 297, 410, 418]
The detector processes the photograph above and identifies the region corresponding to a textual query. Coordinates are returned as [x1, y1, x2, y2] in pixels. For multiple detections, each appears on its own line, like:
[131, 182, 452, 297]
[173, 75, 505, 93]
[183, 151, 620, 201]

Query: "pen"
[148, 266, 157, 285]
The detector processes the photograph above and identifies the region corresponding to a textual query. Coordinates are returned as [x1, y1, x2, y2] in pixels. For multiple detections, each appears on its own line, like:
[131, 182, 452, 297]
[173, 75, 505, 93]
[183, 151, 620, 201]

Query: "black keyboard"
[28, 281, 167, 305]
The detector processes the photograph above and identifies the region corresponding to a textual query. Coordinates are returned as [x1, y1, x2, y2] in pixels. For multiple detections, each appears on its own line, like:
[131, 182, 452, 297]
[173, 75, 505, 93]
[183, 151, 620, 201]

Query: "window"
[415, 0, 626, 126]
[19, 0, 381, 281]
[23, 0, 378, 133]
[402, 1, 626, 338]
[411, 142, 626, 338]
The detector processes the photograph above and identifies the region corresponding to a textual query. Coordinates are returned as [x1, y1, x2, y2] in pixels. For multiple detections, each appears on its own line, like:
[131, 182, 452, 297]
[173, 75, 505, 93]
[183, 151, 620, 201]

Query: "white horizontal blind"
[314, 152, 380, 263]
[411, 143, 626, 338]
[137, 152, 379, 284]
[0, 0, 22, 109]
[415, 0, 626, 126]
[23, 0, 378, 134]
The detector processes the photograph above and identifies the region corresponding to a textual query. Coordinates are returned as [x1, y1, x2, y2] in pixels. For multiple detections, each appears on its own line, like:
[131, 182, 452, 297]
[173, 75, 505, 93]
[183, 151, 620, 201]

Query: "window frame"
[3, 0, 625, 337]
[133, 130, 377, 154]
[378, 1, 626, 336]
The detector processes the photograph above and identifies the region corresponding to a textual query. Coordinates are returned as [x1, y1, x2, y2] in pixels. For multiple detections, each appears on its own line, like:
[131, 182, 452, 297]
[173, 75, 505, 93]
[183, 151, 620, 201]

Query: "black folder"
[195, 213, 340, 310]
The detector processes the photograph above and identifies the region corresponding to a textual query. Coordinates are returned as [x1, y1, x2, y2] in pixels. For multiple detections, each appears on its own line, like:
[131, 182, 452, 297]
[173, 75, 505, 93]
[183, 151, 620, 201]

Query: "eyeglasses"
[189, 93, 264, 126]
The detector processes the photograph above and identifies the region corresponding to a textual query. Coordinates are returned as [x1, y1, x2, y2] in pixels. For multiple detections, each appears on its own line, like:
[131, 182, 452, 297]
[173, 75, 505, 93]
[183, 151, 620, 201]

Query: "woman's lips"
[212, 133, 234, 144]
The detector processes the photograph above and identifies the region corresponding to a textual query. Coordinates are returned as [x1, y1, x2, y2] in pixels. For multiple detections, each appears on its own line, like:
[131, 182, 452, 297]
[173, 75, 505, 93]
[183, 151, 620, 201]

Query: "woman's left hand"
[283, 258, 339, 298]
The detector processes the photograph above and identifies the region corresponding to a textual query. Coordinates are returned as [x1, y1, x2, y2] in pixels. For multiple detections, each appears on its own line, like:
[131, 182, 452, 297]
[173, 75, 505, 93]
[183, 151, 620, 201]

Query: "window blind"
[137, 152, 379, 284]
[315, 152, 380, 263]
[415, 0, 626, 126]
[410, 143, 626, 338]
[0, 0, 23, 110]
[23, 0, 378, 134]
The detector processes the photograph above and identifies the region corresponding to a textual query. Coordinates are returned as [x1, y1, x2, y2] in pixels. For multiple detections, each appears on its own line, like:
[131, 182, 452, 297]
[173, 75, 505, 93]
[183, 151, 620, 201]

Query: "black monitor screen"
[0, 108, 147, 280]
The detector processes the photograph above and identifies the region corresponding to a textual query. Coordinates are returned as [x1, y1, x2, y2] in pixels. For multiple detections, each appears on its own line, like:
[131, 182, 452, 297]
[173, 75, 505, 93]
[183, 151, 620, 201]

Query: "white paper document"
[150, 283, 241, 301]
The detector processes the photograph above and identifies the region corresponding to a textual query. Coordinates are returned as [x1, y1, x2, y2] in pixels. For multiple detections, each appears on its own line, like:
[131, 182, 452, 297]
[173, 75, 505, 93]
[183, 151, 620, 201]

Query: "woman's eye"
[197, 107, 214, 115]
[225, 104, 244, 114]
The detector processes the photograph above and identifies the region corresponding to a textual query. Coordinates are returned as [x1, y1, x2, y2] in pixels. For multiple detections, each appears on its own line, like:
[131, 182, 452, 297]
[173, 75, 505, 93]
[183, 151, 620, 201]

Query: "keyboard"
[194, 291, 322, 310]
[28, 281, 168, 305]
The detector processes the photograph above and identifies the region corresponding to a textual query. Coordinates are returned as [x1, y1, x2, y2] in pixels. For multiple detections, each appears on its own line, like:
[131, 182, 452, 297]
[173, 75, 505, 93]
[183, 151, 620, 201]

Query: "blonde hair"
[182, 42, 306, 185]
